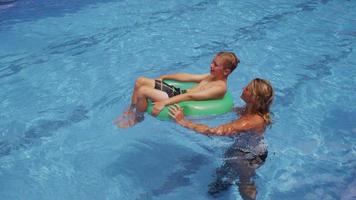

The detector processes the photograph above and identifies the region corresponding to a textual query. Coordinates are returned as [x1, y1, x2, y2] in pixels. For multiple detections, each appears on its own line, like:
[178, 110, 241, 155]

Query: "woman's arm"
[176, 118, 242, 136]
[168, 105, 257, 136]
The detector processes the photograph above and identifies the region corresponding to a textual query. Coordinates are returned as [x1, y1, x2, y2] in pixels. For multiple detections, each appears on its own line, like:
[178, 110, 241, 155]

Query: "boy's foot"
[115, 111, 144, 128]
[114, 109, 133, 124]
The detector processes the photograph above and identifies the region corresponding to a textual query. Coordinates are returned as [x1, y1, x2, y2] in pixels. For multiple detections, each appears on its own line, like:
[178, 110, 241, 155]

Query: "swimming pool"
[0, 0, 355, 199]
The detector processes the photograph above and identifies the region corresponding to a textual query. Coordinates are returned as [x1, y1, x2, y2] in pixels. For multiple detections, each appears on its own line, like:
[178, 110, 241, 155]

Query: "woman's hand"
[152, 101, 165, 116]
[168, 104, 185, 122]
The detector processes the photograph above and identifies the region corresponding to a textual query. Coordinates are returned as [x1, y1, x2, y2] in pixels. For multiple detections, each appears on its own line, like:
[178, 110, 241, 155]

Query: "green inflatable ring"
[146, 80, 234, 120]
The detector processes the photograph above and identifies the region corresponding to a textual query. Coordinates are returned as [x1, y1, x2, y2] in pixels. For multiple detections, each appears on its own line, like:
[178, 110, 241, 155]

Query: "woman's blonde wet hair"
[247, 78, 274, 125]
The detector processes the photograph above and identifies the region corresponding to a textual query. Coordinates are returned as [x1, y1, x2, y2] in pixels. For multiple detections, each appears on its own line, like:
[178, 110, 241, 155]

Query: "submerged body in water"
[209, 133, 268, 200]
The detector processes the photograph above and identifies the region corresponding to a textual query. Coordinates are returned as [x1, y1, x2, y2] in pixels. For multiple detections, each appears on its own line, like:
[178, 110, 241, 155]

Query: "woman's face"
[241, 84, 255, 103]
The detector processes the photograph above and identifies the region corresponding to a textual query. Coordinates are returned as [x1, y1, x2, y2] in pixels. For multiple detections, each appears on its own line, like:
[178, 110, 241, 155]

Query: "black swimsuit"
[154, 80, 187, 98]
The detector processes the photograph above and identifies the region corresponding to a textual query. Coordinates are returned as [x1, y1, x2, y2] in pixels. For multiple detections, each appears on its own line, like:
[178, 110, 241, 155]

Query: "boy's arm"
[158, 73, 209, 83]
[151, 84, 226, 116]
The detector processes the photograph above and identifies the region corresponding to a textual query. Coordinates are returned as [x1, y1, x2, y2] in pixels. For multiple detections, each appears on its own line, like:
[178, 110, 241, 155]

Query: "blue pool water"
[1, 0, 355, 199]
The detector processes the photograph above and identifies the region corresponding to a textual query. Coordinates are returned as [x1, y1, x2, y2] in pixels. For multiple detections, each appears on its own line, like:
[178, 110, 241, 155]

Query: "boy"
[116, 52, 239, 128]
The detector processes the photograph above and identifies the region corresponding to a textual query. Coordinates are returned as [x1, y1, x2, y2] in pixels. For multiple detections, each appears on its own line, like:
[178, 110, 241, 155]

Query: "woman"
[169, 78, 274, 199]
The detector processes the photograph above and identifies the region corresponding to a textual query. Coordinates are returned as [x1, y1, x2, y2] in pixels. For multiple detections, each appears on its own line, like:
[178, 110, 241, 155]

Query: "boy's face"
[210, 56, 228, 77]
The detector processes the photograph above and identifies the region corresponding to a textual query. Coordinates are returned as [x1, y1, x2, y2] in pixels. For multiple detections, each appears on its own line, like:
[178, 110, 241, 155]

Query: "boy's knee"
[137, 85, 148, 96]
[135, 76, 148, 88]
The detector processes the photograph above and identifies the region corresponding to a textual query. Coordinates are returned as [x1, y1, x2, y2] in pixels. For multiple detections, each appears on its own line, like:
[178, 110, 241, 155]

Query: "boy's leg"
[116, 80, 168, 128]
[136, 85, 169, 112]
[131, 76, 156, 108]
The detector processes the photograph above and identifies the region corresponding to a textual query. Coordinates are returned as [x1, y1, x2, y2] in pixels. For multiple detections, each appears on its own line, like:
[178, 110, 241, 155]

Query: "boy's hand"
[152, 101, 165, 116]
[168, 104, 185, 122]
[157, 75, 165, 81]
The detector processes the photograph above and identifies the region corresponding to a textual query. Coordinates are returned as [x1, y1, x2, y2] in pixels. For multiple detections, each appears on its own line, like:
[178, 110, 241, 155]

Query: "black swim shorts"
[154, 80, 186, 98]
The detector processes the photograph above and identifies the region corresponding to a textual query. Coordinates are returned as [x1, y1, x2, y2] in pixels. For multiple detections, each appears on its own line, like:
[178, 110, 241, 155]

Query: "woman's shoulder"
[239, 114, 266, 134]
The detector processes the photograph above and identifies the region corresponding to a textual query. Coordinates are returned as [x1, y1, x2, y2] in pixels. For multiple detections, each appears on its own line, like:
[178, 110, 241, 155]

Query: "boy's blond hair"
[217, 52, 240, 72]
